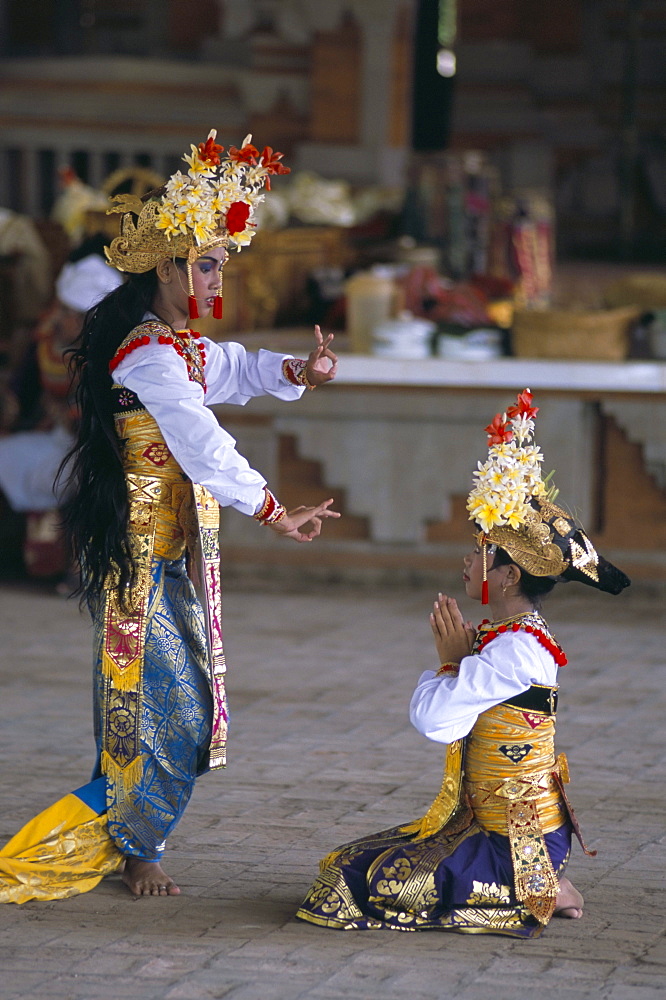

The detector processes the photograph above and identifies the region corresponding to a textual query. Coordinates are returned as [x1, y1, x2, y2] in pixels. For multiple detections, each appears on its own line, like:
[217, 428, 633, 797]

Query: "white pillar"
[23, 146, 40, 217]
[356, 10, 395, 150]
[54, 147, 70, 173]
[87, 150, 105, 190]
[352, 0, 405, 185]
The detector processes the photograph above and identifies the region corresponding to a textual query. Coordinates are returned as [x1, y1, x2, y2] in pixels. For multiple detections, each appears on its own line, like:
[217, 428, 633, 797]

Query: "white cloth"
[113, 337, 304, 515]
[56, 255, 123, 313]
[409, 630, 558, 745]
[0, 426, 74, 511]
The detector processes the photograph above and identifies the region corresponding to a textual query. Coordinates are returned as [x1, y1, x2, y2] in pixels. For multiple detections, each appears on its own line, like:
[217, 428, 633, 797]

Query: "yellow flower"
[498, 499, 526, 529]
[468, 496, 504, 533]
[489, 468, 508, 488]
[155, 210, 181, 238]
[190, 219, 213, 243]
[519, 445, 543, 465]
[165, 171, 188, 196]
[183, 145, 216, 177]
[491, 442, 516, 462]
[229, 229, 254, 247]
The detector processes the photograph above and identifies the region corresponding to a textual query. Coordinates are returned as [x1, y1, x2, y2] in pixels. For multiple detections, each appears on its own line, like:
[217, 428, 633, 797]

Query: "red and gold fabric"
[99, 397, 228, 797]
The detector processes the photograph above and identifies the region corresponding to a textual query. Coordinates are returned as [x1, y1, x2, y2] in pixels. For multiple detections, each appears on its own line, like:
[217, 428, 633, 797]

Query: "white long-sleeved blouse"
[409, 629, 559, 745]
[112, 335, 304, 516]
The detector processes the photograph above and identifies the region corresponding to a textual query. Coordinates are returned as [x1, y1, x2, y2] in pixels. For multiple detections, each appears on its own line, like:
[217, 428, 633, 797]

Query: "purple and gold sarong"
[298, 690, 591, 937]
[296, 813, 571, 937]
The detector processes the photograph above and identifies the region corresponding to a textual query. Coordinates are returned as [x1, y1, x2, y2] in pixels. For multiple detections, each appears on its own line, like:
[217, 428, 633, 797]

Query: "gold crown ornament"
[104, 131, 289, 319]
[467, 389, 630, 602]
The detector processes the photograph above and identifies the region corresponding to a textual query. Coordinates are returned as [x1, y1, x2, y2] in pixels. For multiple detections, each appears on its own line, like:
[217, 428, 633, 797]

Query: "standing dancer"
[298, 389, 629, 937]
[0, 132, 339, 903]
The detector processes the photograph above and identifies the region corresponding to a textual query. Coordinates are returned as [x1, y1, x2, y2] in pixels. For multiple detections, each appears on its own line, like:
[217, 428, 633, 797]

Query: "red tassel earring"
[213, 252, 225, 319]
[481, 538, 489, 605]
[187, 261, 199, 320]
[213, 281, 223, 319]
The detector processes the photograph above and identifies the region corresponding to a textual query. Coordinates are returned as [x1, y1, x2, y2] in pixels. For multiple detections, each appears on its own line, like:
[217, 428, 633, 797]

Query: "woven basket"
[512, 306, 639, 360]
[604, 273, 666, 310]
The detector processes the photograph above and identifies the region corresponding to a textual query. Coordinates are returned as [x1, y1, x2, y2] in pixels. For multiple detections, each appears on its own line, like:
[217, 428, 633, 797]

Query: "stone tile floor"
[0, 576, 664, 1000]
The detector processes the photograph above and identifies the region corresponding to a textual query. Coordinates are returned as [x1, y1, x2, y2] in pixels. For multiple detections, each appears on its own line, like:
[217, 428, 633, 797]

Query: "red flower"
[225, 201, 251, 235]
[484, 413, 513, 445]
[258, 146, 290, 189]
[228, 142, 259, 165]
[506, 389, 539, 421]
[197, 136, 224, 165]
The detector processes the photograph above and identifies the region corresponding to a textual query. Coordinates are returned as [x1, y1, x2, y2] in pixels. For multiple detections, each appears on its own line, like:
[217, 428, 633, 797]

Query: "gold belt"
[467, 754, 572, 926]
[467, 754, 568, 804]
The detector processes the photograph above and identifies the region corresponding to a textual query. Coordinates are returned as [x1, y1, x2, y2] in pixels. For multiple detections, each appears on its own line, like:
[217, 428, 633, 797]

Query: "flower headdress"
[104, 130, 289, 319]
[468, 389, 630, 602]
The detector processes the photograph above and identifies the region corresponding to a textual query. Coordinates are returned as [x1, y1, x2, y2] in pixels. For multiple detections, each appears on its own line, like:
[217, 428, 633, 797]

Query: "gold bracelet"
[435, 661, 460, 677]
[282, 358, 316, 390]
[253, 488, 287, 524]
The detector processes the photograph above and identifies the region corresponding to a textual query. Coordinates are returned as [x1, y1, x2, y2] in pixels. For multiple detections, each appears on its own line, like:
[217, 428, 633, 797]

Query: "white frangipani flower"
[467, 390, 556, 535]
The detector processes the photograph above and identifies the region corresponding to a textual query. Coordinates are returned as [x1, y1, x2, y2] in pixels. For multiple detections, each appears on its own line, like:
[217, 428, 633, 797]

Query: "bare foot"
[121, 857, 181, 897]
[554, 876, 584, 919]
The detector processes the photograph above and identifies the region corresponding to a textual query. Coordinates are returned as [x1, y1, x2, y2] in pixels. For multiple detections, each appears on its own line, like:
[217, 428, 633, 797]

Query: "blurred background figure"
[0, 206, 54, 373]
[0, 240, 123, 583]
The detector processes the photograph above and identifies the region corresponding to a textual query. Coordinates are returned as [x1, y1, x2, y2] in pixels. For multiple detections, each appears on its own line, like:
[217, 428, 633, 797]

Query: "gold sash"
[399, 739, 466, 840]
[464, 698, 565, 923]
[411, 695, 573, 925]
[99, 406, 228, 793]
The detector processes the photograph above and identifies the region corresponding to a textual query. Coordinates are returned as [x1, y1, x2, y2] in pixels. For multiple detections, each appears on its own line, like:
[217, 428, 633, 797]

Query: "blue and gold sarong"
[0, 779, 122, 904]
[0, 393, 227, 903]
[93, 556, 213, 860]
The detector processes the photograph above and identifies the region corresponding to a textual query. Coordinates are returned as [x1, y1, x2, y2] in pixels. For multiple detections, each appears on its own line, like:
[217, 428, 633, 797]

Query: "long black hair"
[491, 546, 557, 610]
[59, 268, 162, 608]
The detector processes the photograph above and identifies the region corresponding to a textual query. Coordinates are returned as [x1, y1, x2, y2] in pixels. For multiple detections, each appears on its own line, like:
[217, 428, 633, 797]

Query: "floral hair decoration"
[104, 131, 290, 319]
[467, 389, 630, 602]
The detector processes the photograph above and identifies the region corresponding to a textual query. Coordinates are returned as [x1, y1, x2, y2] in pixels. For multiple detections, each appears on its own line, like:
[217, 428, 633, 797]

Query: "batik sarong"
[298, 686, 585, 937]
[296, 811, 571, 937]
[0, 779, 122, 904]
[93, 555, 213, 860]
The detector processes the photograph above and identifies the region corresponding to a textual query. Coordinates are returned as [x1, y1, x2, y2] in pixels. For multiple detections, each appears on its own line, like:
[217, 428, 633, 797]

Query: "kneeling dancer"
[297, 389, 629, 937]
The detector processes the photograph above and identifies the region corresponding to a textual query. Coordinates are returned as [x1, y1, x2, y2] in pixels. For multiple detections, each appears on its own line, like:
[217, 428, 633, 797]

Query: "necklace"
[173, 329, 207, 391]
[474, 611, 567, 666]
[110, 323, 207, 391]
[479, 611, 533, 628]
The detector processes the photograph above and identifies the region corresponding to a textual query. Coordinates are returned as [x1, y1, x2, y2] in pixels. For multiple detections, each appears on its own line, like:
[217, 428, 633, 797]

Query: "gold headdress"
[467, 389, 630, 601]
[104, 131, 289, 318]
